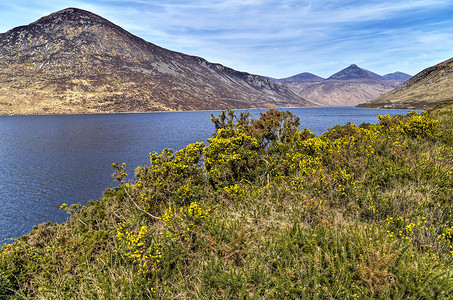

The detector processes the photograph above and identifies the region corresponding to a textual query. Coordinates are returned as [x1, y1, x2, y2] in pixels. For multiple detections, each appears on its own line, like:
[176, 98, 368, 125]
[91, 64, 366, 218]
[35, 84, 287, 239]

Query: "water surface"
[0, 107, 416, 242]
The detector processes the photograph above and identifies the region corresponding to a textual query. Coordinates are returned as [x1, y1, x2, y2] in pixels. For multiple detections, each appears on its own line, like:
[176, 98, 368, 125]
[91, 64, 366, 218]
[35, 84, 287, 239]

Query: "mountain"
[327, 64, 383, 81]
[275, 72, 325, 83]
[382, 72, 412, 81]
[358, 58, 453, 109]
[272, 65, 411, 106]
[0, 8, 312, 115]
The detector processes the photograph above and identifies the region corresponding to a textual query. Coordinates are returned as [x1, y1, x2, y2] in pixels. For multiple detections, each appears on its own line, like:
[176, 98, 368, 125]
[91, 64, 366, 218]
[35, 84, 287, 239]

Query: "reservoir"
[0, 107, 416, 242]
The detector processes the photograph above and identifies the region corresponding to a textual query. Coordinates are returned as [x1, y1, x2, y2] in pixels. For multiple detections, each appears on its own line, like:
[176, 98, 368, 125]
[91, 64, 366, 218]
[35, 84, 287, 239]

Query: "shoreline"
[0, 105, 418, 117]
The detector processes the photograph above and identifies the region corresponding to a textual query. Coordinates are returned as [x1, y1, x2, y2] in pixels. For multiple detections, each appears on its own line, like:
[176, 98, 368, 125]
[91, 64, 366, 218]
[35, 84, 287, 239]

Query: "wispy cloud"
[1, 0, 453, 77]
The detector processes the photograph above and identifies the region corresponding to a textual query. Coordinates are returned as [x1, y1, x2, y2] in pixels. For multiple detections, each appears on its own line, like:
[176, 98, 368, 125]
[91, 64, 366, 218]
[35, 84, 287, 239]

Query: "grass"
[1, 105, 453, 299]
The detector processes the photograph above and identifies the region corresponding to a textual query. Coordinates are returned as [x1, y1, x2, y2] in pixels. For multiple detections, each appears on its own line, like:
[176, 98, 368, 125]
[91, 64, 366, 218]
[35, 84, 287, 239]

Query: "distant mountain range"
[359, 58, 453, 109]
[269, 64, 412, 106]
[0, 8, 312, 115]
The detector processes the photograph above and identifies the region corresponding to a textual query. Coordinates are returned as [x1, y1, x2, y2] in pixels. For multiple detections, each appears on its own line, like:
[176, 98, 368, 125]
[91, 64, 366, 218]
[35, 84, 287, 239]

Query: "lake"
[0, 107, 416, 243]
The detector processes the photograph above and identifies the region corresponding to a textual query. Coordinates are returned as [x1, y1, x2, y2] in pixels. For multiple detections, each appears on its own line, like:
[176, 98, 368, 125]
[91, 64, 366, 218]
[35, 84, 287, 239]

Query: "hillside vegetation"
[1, 104, 453, 299]
[359, 57, 453, 109]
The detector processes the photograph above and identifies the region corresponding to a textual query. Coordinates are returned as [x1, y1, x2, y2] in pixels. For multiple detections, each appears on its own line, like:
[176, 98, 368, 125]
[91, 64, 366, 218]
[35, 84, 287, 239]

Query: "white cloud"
[2, 0, 453, 77]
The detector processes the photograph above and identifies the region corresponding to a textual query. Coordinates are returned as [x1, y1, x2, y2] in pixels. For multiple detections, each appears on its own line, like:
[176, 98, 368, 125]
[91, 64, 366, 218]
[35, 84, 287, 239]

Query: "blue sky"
[1, 0, 453, 78]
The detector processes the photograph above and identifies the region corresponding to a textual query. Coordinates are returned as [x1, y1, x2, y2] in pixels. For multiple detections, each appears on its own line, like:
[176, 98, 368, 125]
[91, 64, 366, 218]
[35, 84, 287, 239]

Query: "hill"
[358, 57, 453, 109]
[274, 72, 325, 83]
[1, 104, 453, 298]
[0, 8, 311, 115]
[327, 64, 382, 80]
[382, 72, 412, 81]
[274, 65, 410, 106]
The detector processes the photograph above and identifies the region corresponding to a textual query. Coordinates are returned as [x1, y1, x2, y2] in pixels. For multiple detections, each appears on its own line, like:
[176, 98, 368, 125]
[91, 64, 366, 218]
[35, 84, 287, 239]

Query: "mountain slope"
[0, 8, 312, 115]
[275, 72, 325, 83]
[382, 72, 412, 81]
[277, 65, 409, 106]
[327, 64, 381, 81]
[285, 80, 401, 106]
[358, 57, 453, 109]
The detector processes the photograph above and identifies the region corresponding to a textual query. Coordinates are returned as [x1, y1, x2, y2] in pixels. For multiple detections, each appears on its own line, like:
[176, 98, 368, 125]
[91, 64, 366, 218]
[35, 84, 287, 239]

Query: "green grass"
[1, 105, 453, 299]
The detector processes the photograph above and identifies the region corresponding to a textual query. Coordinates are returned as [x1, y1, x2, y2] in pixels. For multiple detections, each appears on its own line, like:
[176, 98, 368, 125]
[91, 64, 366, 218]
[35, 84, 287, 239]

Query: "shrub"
[204, 125, 262, 188]
[1, 104, 453, 298]
[134, 142, 206, 208]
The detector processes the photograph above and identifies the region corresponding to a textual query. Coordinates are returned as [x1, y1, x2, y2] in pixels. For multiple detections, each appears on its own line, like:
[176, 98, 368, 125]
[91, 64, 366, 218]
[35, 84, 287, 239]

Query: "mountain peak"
[0, 6, 155, 66]
[0, 8, 312, 115]
[274, 64, 410, 106]
[327, 64, 381, 81]
[32, 7, 108, 26]
[276, 72, 324, 83]
[3, 7, 128, 43]
[382, 71, 412, 81]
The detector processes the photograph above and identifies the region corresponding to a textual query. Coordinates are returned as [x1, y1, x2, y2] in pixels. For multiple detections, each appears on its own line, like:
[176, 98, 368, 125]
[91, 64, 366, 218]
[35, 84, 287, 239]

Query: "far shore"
[0, 104, 424, 117]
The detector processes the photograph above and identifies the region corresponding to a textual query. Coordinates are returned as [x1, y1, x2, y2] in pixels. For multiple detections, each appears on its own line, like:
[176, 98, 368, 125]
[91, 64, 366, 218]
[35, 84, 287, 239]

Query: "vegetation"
[1, 104, 453, 299]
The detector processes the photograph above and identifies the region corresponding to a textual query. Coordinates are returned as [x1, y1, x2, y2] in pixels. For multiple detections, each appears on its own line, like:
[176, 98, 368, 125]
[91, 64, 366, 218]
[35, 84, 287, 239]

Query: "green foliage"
[204, 125, 262, 188]
[247, 109, 301, 146]
[0, 272, 15, 299]
[135, 142, 206, 208]
[210, 109, 251, 132]
[112, 162, 128, 183]
[1, 105, 453, 298]
[378, 110, 439, 138]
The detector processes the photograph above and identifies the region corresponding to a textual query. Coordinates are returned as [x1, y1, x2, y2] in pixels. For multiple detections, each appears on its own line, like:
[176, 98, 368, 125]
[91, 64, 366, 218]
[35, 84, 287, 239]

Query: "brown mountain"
[358, 58, 453, 109]
[273, 64, 410, 106]
[0, 8, 312, 115]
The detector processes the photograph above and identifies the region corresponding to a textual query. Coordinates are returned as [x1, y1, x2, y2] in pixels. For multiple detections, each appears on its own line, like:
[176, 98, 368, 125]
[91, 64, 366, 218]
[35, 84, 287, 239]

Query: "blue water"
[0, 107, 416, 243]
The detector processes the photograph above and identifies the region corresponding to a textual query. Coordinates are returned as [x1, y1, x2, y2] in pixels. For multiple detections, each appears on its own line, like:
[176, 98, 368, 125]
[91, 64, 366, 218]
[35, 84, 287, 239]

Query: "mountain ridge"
[0, 8, 312, 115]
[273, 65, 411, 83]
[269, 65, 411, 106]
[382, 72, 412, 81]
[273, 72, 325, 83]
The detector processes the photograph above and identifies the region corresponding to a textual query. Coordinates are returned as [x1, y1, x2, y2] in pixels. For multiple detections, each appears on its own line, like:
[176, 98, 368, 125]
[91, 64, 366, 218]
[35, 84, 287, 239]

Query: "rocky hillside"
[272, 65, 411, 106]
[358, 57, 453, 109]
[0, 8, 312, 115]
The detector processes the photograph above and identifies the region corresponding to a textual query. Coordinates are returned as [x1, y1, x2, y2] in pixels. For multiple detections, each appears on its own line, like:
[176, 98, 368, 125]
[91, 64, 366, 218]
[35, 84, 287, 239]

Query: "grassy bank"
[1, 104, 453, 299]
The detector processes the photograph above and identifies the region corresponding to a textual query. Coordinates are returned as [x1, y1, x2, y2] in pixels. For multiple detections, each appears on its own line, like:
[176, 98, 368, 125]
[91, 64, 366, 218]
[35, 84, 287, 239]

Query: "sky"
[1, 0, 453, 78]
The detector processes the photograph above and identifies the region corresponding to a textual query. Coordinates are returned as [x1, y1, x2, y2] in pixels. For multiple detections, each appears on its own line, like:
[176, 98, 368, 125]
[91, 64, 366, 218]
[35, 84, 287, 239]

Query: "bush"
[1, 105, 453, 298]
[204, 125, 262, 188]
